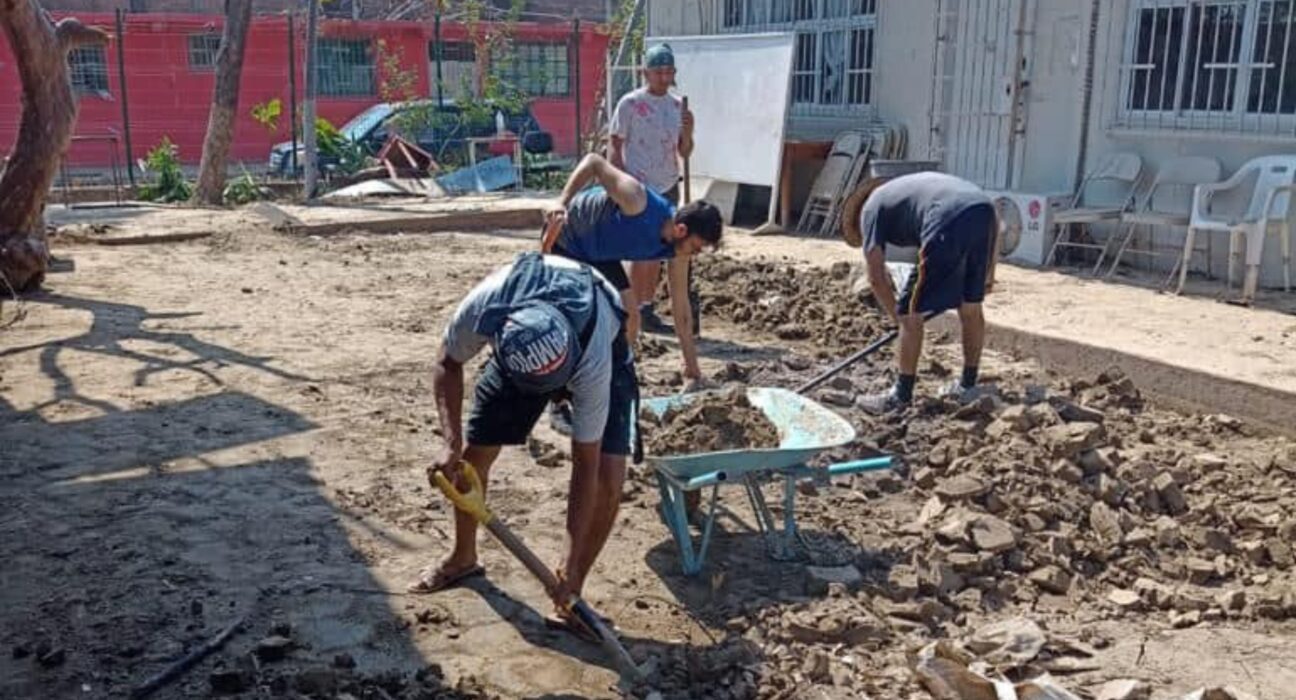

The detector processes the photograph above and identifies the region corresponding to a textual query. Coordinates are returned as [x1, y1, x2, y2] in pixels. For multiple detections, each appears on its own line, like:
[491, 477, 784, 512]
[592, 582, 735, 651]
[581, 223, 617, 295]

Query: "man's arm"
[558, 153, 649, 217]
[429, 348, 466, 478]
[666, 257, 702, 380]
[619, 288, 640, 344]
[865, 246, 899, 323]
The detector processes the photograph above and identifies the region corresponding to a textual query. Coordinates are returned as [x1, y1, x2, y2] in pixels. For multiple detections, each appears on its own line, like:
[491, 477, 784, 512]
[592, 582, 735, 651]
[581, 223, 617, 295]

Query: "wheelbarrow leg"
[743, 472, 804, 563]
[655, 471, 720, 576]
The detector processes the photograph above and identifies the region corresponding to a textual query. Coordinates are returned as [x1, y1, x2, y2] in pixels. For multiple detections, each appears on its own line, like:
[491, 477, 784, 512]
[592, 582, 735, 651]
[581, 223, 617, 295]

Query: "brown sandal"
[406, 564, 485, 594]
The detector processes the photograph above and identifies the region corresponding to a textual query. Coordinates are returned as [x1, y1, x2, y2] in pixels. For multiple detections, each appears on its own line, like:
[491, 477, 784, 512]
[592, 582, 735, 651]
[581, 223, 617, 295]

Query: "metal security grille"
[429, 41, 480, 97]
[68, 46, 109, 94]
[316, 38, 374, 97]
[719, 0, 877, 115]
[1111, 0, 1296, 138]
[188, 34, 221, 71]
[497, 42, 571, 97]
[928, 0, 1032, 189]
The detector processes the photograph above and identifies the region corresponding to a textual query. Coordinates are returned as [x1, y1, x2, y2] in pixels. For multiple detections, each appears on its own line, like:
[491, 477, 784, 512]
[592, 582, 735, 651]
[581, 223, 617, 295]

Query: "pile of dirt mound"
[690, 256, 889, 351]
[642, 388, 780, 456]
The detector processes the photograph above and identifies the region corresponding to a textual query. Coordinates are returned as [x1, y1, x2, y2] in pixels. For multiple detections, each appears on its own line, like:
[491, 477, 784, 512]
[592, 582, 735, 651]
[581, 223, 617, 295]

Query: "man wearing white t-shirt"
[609, 43, 695, 334]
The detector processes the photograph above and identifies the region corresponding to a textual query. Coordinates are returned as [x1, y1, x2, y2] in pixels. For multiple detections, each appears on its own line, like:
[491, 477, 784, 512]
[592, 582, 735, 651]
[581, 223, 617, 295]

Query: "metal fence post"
[288, 11, 299, 176]
[573, 16, 582, 157]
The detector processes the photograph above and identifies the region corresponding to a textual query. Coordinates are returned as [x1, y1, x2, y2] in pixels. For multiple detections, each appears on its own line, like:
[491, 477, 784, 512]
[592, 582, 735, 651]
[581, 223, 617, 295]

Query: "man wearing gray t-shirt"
[412, 252, 635, 639]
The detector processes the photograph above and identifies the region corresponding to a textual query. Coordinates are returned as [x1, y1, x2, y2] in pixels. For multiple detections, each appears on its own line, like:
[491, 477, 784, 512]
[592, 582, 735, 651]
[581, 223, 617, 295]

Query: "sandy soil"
[2, 206, 1294, 699]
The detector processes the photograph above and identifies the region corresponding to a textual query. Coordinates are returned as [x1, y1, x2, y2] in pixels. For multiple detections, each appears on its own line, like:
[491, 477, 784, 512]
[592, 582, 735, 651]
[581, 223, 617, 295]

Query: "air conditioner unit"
[985, 190, 1072, 266]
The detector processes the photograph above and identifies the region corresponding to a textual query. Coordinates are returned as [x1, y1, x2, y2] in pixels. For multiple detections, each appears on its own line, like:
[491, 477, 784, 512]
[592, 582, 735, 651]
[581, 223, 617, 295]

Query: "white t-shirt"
[610, 87, 683, 194]
[443, 256, 624, 442]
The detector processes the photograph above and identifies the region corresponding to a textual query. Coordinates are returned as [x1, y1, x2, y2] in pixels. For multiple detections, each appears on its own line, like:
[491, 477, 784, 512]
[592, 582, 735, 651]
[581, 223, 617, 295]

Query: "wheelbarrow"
[639, 387, 894, 576]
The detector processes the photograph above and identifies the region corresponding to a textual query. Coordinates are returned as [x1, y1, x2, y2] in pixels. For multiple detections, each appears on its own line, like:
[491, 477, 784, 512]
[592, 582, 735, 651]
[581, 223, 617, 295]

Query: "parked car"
[268, 99, 554, 177]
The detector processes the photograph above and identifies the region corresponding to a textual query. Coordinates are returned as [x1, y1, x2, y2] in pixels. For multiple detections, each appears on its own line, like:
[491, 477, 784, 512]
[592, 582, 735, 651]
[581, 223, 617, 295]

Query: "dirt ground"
[2, 204, 1295, 700]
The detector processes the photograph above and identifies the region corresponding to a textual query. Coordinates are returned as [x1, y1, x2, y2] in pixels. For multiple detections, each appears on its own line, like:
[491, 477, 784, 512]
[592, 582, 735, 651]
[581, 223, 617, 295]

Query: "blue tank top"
[556, 186, 677, 262]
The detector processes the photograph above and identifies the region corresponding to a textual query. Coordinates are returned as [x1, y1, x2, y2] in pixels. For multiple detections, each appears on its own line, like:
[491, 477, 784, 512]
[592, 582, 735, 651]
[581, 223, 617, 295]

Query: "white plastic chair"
[1046, 152, 1144, 274]
[1180, 155, 1296, 303]
[1106, 156, 1222, 288]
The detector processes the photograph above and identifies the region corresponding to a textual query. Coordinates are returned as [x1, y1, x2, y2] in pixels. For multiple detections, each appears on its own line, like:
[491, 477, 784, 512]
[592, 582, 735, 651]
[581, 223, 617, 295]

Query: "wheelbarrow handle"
[826, 456, 894, 476]
[432, 462, 493, 526]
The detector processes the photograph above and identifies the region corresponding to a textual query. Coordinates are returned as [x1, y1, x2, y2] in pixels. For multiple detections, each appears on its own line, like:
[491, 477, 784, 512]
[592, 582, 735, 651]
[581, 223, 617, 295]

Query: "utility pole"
[302, 0, 320, 198]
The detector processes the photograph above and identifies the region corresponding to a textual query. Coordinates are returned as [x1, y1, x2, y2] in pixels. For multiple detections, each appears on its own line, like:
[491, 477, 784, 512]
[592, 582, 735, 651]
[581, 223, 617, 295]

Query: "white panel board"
[651, 33, 794, 189]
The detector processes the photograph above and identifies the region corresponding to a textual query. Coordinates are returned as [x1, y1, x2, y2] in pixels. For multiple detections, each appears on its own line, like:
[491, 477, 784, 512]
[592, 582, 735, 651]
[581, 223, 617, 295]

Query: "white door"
[930, 0, 1034, 189]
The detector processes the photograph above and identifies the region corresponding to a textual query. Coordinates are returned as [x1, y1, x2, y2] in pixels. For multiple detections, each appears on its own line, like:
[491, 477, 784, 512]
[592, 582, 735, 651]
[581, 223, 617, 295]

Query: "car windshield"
[340, 104, 395, 140]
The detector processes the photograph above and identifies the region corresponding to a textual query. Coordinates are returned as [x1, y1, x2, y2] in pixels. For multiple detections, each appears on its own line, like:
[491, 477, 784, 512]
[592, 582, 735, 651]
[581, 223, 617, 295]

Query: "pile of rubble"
[635, 257, 1296, 700]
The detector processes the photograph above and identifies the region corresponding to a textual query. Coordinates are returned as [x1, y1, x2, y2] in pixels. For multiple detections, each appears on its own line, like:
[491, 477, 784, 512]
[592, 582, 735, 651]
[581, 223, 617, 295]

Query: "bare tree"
[0, 0, 107, 292]
[192, 0, 254, 204]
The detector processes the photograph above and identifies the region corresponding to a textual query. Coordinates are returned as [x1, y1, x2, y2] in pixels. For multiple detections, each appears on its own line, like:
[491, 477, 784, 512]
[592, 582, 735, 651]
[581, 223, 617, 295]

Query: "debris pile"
[642, 388, 780, 456]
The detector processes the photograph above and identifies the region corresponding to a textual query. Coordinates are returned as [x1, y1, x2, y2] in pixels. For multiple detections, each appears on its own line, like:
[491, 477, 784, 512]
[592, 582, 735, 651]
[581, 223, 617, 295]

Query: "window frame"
[68, 45, 110, 96]
[719, 0, 877, 116]
[188, 33, 222, 73]
[316, 37, 376, 98]
[494, 41, 573, 98]
[1117, 0, 1296, 134]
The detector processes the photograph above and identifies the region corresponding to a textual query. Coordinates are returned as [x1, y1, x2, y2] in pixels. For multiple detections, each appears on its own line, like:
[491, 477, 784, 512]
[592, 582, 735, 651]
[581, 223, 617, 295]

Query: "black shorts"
[897, 203, 995, 315]
[465, 332, 637, 456]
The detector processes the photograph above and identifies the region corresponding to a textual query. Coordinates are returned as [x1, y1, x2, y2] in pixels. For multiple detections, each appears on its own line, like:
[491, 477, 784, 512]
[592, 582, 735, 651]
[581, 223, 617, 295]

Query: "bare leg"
[563, 453, 627, 596]
[957, 302, 985, 370]
[897, 312, 925, 376]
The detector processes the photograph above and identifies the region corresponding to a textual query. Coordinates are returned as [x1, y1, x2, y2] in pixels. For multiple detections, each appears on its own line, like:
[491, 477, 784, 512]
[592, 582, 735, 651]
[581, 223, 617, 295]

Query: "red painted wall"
[0, 13, 610, 168]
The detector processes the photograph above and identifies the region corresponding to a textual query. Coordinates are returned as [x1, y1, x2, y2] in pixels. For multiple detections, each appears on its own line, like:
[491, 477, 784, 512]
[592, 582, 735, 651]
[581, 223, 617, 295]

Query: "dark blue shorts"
[465, 332, 636, 456]
[898, 203, 996, 315]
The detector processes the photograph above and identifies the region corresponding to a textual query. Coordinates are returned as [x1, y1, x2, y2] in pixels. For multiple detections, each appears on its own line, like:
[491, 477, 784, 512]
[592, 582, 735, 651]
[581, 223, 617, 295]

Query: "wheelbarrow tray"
[640, 387, 856, 481]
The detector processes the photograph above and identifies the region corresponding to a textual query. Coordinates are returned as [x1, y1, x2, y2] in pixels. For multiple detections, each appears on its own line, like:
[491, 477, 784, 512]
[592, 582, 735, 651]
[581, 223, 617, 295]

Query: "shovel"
[432, 462, 645, 681]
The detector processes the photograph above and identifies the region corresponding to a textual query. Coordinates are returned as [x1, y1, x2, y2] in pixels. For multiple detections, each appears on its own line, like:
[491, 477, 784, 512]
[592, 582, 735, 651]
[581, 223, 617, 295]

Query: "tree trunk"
[192, 0, 254, 205]
[0, 0, 107, 292]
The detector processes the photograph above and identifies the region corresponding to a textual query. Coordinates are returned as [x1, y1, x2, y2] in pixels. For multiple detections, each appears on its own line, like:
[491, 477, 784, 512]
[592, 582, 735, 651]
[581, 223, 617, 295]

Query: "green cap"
[645, 43, 675, 69]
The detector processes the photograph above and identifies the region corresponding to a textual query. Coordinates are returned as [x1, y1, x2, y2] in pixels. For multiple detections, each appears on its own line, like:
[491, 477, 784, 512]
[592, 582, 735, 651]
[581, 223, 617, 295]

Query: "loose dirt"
[3, 212, 1294, 700]
[642, 388, 780, 456]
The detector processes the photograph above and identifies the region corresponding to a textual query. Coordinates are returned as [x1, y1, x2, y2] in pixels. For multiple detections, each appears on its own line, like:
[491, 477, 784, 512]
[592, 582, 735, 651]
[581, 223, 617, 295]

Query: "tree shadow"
[0, 291, 311, 416]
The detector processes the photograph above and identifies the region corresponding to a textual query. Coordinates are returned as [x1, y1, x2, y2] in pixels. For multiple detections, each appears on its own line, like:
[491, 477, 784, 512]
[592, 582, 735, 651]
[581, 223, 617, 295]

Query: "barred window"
[723, 0, 877, 113]
[68, 46, 109, 95]
[317, 38, 375, 97]
[188, 33, 221, 71]
[1119, 0, 1296, 135]
[496, 42, 570, 97]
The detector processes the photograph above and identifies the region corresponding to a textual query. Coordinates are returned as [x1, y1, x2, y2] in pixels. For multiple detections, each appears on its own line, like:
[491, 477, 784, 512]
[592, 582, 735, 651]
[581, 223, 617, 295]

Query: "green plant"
[222, 166, 269, 205]
[314, 117, 369, 176]
[251, 98, 283, 134]
[137, 137, 191, 203]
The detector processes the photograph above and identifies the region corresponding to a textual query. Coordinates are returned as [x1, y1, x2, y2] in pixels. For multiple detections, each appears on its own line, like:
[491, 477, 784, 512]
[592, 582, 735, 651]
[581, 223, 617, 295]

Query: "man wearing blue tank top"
[543, 152, 723, 384]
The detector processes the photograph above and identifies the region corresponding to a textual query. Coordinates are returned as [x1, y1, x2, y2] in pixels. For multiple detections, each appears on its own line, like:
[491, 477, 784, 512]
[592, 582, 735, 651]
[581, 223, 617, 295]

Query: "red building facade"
[0, 12, 610, 168]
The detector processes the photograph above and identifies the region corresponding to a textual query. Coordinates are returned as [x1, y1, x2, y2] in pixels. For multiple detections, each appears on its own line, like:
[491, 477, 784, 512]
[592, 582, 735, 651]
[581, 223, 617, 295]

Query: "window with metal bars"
[723, 0, 876, 112]
[1120, 0, 1296, 133]
[317, 38, 375, 97]
[188, 34, 221, 72]
[495, 42, 571, 97]
[68, 46, 109, 95]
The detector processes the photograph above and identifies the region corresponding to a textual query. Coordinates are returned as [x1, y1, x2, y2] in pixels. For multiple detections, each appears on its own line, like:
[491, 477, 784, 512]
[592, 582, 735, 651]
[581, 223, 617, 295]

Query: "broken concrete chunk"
[965, 617, 1046, 666]
[254, 635, 293, 663]
[805, 564, 863, 597]
[1186, 558, 1218, 584]
[1107, 588, 1142, 610]
[969, 514, 1018, 553]
[1089, 502, 1124, 544]
[210, 668, 254, 695]
[887, 565, 919, 600]
[1029, 566, 1072, 595]
[819, 389, 855, 408]
[1267, 538, 1294, 569]
[936, 474, 990, 501]
[1215, 589, 1246, 612]
[1152, 472, 1188, 514]
[1096, 679, 1151, 700]
[1170, 609, 1202, 628]
[1192, 453, 1228, 469]
[911, 641, 997, 700]
[1050, 459, 1084, 484]
[1042, 422, 1106, 458]
[1057, 401, 1106, 424]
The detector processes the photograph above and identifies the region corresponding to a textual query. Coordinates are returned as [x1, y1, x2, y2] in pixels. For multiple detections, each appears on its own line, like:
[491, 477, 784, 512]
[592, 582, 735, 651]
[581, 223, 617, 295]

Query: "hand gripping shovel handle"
[433, 463, 644, 680]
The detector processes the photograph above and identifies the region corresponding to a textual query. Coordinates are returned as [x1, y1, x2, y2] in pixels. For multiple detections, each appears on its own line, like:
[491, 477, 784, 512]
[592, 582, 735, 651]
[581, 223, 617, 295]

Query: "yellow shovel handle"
[432, 461, 493, 525]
